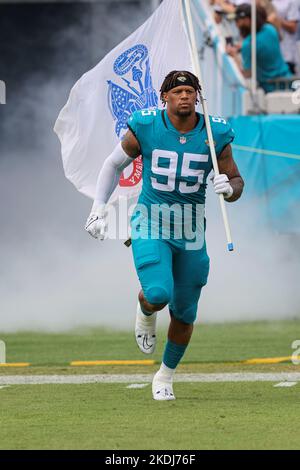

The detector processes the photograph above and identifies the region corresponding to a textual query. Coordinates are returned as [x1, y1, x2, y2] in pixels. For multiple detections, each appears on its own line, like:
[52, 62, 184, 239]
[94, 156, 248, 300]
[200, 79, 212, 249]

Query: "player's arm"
[213, 144, 244, 203]
[85, 130, 140, 240]
[121, 129, 141, 158]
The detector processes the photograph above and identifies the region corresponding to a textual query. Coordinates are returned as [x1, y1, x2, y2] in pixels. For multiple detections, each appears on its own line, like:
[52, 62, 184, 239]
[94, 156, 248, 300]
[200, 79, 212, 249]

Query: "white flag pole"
[251, 0, 257, 97]
[183, 0, 234, 251]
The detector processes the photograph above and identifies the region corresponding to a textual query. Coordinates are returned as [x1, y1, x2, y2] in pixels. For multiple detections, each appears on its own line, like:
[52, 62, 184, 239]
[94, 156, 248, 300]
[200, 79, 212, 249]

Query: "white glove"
[85, 203, 107, 240]
[212, 173, 233, 199]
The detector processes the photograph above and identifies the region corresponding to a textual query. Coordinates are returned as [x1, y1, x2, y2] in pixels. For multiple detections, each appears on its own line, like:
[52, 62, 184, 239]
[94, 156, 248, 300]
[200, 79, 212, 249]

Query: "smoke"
[1, 163, 299, 333]
[0, 0, 152, 332]
[0, 1, 299, 333]
[201, 189, 300, 323]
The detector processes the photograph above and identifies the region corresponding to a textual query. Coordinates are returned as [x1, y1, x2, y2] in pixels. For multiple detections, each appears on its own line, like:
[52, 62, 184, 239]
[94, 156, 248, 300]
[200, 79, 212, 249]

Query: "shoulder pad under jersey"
[209, 115, 235, 151]
[209, 116, 233, 135]
[127, 108, 159, 129]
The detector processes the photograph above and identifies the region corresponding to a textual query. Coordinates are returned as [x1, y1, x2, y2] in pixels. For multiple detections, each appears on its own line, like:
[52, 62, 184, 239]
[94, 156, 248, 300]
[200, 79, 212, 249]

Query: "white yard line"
[273, 382, 297, 388]
[0, 372, 300, 385]
[126, 384, 149, 389]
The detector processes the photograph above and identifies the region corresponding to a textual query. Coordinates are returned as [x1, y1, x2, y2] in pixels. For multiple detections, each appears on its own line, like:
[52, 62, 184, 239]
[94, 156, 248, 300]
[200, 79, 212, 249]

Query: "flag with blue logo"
[54, 0, 193, 203]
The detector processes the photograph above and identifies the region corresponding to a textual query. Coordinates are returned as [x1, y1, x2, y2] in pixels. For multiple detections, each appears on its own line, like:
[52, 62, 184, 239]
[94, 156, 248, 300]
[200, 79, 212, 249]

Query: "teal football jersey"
[127, 108, 234, 242]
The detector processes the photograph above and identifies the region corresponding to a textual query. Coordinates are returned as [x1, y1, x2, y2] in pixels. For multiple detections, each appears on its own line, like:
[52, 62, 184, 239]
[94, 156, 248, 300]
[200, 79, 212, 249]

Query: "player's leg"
[152, 243, 209, 400]
[138, 289, 166, 314]
[131, 238, 173, 354]
[135, 290, 166, 355]
[152, 315, 194, 401]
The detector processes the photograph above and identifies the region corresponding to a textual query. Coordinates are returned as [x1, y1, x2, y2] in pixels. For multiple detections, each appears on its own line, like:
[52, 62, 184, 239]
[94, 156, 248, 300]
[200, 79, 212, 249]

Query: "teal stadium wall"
[230, 115, 300, 233]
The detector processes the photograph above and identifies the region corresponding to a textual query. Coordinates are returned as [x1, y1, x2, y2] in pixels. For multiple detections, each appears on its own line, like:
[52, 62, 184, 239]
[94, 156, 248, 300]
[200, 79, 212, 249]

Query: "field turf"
[0, 320, 299, 449]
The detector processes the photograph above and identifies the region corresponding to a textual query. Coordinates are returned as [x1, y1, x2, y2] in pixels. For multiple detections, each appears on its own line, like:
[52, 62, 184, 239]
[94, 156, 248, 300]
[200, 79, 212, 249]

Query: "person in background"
[226, 4, 291, 92]
[212, 2, 240, 43]
[211, 0, 274, 12]
[211, 0, 276, 21]
[272, 0, 300, 74]
[259, 1, 278, 26]
[210, 0, 237, 15]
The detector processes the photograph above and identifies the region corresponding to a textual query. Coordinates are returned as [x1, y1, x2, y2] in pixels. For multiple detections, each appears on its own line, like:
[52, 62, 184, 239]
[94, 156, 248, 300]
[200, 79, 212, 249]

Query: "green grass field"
[0, 320, 300, 450]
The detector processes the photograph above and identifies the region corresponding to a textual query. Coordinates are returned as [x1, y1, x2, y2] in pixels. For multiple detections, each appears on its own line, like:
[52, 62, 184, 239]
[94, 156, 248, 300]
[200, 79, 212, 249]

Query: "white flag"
[54, 0, 193, 203]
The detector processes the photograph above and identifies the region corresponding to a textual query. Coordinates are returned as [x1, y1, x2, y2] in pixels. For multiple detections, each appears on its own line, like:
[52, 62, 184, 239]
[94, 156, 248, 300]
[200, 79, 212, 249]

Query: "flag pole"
[251, 0, 257, 98]
[183, 0, 234, 252]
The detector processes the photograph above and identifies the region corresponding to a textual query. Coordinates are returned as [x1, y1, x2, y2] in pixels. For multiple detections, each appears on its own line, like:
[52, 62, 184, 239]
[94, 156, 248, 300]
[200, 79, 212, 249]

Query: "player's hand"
[85, 203, 107, 240]
[212, 173, 233, 199]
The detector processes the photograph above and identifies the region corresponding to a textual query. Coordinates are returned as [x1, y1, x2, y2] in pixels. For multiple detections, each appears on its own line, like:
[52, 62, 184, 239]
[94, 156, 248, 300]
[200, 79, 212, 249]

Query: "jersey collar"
[162, 109, 204, 135]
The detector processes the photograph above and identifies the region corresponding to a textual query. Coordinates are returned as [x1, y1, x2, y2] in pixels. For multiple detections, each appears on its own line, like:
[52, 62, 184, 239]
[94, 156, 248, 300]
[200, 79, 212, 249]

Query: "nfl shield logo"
[179, 136, 187, 144]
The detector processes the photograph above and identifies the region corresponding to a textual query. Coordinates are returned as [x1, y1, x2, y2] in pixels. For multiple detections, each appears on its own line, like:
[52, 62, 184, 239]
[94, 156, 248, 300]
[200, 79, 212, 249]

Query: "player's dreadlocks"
[160, 70, 202, 106]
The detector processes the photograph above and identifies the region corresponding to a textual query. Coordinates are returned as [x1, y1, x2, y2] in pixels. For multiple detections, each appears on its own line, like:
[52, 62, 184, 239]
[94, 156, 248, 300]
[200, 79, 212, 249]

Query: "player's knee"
[172, 304, 197, 325]
[146, 286, 171, 308]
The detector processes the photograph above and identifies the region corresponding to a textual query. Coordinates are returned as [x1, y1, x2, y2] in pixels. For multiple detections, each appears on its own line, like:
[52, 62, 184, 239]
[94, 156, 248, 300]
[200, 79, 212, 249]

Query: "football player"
[85, 70, 244, 400]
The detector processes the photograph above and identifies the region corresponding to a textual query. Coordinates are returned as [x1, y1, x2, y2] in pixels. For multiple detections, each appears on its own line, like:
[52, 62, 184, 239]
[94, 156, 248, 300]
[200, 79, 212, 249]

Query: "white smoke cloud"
[201, 187, 300, 323]
[1, 147, 299, 333]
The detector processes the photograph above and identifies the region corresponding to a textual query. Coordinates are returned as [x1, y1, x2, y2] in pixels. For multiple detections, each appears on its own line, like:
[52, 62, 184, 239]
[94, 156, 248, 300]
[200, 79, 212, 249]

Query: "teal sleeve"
[127, 111, 140, 143]
[216, 127, 234, 158]
[221, 124, 235, 149]
[127, 109, 157, 150]
[210, 117, 235, 156]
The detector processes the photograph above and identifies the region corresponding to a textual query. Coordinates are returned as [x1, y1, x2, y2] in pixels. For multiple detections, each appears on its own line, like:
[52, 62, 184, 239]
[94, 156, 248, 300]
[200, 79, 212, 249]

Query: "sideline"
[0, 372, 300, 385]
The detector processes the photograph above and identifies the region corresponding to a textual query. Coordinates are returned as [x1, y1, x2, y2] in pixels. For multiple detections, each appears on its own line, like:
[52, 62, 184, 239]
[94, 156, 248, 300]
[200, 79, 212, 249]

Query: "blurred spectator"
[212, 4, 232, 24]
[210, 1, 236, 15]
[211, 0, 275, 11]
[259, 0, 276, 17]
[272, 0, 299, 74]
[212, 2, 240, 44]
[261, 2, 281, 36]
[226, 4, 291, 92]
[211, 0, 277, 35]
[230, 0, 251, 5]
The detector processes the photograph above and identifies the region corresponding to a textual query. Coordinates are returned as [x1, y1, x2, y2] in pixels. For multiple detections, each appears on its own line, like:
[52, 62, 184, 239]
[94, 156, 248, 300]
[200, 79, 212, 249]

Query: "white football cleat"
[152, 371, 176, 401]
[135, 303, 157, 354]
